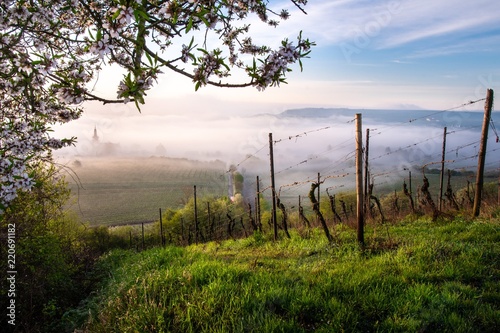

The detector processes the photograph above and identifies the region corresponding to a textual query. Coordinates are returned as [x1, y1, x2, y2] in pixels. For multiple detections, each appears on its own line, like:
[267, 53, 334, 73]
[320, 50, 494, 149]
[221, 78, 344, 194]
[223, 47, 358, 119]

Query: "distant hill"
[278, 107, 485, 128]
[279, 108, 354, 118]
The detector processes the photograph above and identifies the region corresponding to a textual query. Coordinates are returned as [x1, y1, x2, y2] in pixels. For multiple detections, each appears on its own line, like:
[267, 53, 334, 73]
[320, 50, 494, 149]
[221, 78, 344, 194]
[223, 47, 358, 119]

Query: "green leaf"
[301, 50, 312, 58]
[197, 48, 209, 55]
[188, 36, 195, 49]
[134, 99, 142, 112]
[111, 8, 122, 20]
[186, 17, 193, 33]
[145, 52, 153, 66]
[199, 15, 210, 27]
[135, 9, 149, 20]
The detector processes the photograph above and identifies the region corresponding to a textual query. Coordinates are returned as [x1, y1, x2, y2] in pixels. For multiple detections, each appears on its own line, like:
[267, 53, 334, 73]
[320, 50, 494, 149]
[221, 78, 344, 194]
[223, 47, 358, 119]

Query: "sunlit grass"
[78, 217, 500, 332]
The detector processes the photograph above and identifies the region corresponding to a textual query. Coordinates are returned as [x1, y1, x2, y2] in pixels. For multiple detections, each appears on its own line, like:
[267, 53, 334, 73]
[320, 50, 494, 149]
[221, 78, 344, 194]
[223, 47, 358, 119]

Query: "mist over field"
[53, 107, 499, 225]
[55, 107, 495, 175]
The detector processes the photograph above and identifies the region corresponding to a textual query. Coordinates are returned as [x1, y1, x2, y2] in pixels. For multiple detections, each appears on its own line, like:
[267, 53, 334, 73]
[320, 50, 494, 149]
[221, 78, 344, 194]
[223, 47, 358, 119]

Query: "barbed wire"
[409, 98, 486, 123]
[277, 173, 350, 196]
[490, 116, 499, 142]
[225, 142, 267, 173]
[273, 117, 357, 145]
[369, 132, 444, 162]
[76, 97, 500, 229]
[370, 98, 487, 139]
[273, 126, 332, 144]
[251, 105, 499, 229]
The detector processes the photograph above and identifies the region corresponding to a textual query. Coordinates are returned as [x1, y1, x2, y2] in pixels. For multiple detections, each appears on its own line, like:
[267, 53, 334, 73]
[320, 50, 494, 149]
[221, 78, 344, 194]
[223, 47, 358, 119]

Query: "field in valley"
[61, 157, 228, 226]
[60, 155, 498, 227]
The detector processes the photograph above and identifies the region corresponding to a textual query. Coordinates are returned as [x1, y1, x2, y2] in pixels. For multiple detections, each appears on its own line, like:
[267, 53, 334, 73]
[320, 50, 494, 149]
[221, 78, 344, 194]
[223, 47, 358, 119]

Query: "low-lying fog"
[55, 106, 497, 174]
[54, 105, 499, 223]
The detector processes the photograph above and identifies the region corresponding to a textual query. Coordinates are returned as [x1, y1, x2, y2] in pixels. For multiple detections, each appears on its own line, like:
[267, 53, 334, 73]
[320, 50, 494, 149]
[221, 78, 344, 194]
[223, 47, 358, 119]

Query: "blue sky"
[272, 0, 500, 110]
[56, 0, 500, 159]
[89, 0, 500, 113]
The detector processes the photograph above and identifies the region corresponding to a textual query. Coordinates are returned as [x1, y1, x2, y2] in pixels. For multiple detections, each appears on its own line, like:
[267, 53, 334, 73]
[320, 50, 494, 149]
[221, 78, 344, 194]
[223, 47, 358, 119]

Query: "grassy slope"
[78, 217, 499, 333]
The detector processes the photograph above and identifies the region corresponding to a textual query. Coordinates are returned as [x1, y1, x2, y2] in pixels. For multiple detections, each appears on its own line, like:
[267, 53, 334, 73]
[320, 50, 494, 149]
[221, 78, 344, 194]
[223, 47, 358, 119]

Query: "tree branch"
[142, 44, 255, 88]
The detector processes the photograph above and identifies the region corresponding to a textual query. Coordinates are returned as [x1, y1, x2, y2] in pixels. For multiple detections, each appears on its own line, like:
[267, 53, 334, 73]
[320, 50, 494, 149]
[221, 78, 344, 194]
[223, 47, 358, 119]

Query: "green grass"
[73, 217, 499, 332]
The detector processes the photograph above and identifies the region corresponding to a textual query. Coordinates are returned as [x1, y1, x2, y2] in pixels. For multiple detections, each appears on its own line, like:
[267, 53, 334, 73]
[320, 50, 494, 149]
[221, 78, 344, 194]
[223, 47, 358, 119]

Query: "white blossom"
[0, 0, 311, 212]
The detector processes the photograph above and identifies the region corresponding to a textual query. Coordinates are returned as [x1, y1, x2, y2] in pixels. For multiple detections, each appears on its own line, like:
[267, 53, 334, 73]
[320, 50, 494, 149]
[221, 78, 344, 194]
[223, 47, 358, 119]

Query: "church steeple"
[92, 126, 99, 143]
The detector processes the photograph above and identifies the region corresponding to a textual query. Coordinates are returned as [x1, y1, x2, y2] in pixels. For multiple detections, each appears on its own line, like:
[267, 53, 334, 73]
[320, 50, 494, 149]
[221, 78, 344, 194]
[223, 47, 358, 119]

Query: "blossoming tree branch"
[0, 0, 313, 213]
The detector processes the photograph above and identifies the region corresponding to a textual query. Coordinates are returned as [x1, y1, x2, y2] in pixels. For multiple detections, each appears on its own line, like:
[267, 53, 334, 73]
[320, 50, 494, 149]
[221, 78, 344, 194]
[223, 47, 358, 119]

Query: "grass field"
[61, 157, 228, 226]
[70, 216, 500, 333]
[60, 155, 497, 227]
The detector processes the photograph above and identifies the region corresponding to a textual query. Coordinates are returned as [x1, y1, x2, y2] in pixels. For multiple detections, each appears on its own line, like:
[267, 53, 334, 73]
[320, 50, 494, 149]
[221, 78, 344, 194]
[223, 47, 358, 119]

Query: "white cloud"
[293, 0, 499, 50]
[403, 33, 500, 59]
[379, 8, 498, 49]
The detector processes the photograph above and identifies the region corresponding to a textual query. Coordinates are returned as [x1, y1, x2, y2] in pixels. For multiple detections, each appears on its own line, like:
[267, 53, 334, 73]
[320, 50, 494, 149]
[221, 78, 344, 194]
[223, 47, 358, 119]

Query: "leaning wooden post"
[355, 113, 364, 246]
[269, 133, 278, 240]
[473, 89, 494, 217]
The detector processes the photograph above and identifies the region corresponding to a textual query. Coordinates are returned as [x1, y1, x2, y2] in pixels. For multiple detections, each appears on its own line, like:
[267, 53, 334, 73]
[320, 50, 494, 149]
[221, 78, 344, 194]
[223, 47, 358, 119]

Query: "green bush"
[0, 163, 119, 332]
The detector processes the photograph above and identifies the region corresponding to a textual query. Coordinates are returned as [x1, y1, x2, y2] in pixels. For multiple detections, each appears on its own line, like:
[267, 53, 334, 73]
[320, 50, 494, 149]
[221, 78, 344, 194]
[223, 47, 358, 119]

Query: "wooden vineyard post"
[408, 169, 412, 203]
[159, 208, 164, 246]
[316, 172, 321, 225]
[498, 163, 500, 206]
[194, 185, 198, 243]
[269, 133, 278, 240]
[141, 222, 145, 250]
[207, 201, 212, 239]
[256, 175, 262, 231]
[181, 217, 185, 243]
[355, 113, 364, 246]
[364, 128, 370, 214]
[439, 127, 447, 211]
[473, 89, 494, 217]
